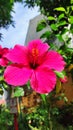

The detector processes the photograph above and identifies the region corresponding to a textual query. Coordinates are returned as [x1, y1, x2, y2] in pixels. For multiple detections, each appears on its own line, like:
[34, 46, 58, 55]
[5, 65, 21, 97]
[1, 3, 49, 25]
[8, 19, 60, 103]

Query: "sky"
[0, 3, 40, 48]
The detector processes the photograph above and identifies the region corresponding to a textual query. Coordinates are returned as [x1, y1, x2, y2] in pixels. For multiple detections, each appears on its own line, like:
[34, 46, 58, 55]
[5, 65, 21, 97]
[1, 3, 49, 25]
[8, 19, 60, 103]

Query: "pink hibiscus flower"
[4, 39, 65, 94]
[0, 45, 9, 66]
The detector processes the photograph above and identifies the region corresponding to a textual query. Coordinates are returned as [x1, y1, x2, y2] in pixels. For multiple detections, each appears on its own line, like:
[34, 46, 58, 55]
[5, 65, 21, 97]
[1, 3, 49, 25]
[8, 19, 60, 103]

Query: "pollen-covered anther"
[32, 48, 39, 57]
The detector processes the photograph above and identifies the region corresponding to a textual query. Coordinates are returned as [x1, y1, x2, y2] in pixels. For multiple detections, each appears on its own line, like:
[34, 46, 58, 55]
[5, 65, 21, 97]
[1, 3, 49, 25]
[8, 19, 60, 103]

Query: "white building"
[25, 14, 50, 44]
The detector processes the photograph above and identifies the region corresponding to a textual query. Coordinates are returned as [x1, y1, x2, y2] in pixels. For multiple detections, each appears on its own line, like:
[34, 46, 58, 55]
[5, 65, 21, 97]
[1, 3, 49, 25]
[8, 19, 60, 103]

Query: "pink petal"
[27, 39, 50, 56]
[0, 58, 8, 66]
[5, 45, 28, 65]
[4, 65, 32, 86]
[30, 67, 56, 94]
[2, 48, 9, 57]
[43, 50, 66, 71]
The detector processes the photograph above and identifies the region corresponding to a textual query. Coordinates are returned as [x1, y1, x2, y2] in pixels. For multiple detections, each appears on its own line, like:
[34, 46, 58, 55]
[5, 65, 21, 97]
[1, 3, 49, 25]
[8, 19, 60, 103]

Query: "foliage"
[0, 105, 14, 130]
[0, 0, 24, 40]
[33, 2, 73, 128]
[24, 0, 72, 16]
[18, 93, 73, 130]
[55, 102, 73, 127]
[18, 113, 31, 130]
[36, 2, 73, 67]
[13, 87, 24, 97]
[0, 0, 24, 29]
[0, 0, 14, 29]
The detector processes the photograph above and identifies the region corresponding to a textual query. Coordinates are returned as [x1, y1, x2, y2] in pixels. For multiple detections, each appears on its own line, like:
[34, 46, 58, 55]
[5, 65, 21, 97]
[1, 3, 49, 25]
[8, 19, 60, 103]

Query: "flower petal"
[0, 58, 8, 66]
[28, 39, 50, 55]
[30, 67, 56, 94]
[6, 45, 28, 65]
[43, 50, 66, 71]
[2, 48, 9, 56]
[4, 65, 32, 86]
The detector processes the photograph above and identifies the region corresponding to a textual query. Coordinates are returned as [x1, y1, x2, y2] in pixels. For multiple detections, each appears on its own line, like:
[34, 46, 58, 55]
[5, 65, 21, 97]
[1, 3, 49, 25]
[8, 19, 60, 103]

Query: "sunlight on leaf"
[55, 71, 65, 78]
[54, 7, 66, 12]
[14, 87, 24, 97]
[48, 16, 55, 21]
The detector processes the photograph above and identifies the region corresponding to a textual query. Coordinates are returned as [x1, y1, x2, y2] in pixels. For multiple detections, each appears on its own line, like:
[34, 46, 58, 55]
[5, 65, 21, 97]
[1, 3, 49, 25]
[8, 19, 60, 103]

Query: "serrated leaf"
[36, 20, 46, 32]
[51, 24, 58, 31]
[54, 7, 66, 12]
[14, 87, 24, 97]
[48, 16, 55, 21]
[40, 31, 51, 39]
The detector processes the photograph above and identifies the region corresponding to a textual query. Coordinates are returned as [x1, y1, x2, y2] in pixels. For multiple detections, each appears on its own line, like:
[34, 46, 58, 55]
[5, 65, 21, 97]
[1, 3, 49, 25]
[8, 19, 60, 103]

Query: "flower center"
[29, 48, 39, 69]
[30, 62, 39, 69]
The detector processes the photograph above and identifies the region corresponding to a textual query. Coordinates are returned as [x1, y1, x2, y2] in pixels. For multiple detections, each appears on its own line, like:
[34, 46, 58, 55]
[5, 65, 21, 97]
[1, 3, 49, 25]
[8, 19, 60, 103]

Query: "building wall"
[25, 14, 50, 44]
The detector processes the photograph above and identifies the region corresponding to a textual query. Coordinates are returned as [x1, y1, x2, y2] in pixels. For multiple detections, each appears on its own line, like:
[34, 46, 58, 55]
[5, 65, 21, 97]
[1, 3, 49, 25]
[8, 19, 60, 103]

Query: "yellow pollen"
[32, 48, 39, 57]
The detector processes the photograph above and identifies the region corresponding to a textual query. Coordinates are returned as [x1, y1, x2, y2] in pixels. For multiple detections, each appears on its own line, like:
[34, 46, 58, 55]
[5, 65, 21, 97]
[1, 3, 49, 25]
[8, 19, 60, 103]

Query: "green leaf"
[71, 5, 73, 10]
[70, 24, 73, 33]
[0, 76, 4, 81]
[40, 31, 51, 39]
[56, 34, 64, 42]
[40, 94, 46, 102]
[0, 88, 3, 95]
[54, 7, 66, 12]
[49, 43, 58, 50]
[51, 24, 58, 31]
[48, 16, 55, 21]
[10, 0, 14, 3]
[36, 20, 46, 32]
[66, 47, 73, 52]
[58, 13, 64, 20]
[14, 87, 24, 97]
[68, 16, 73, 24]
[61, 28, 68, 35]
[57, 20, 67, 27]
[27, 81, 31, 89]
[3, 82, 8, 90]
[55, 71, 65, 78]
[71, 0, 73, 4]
